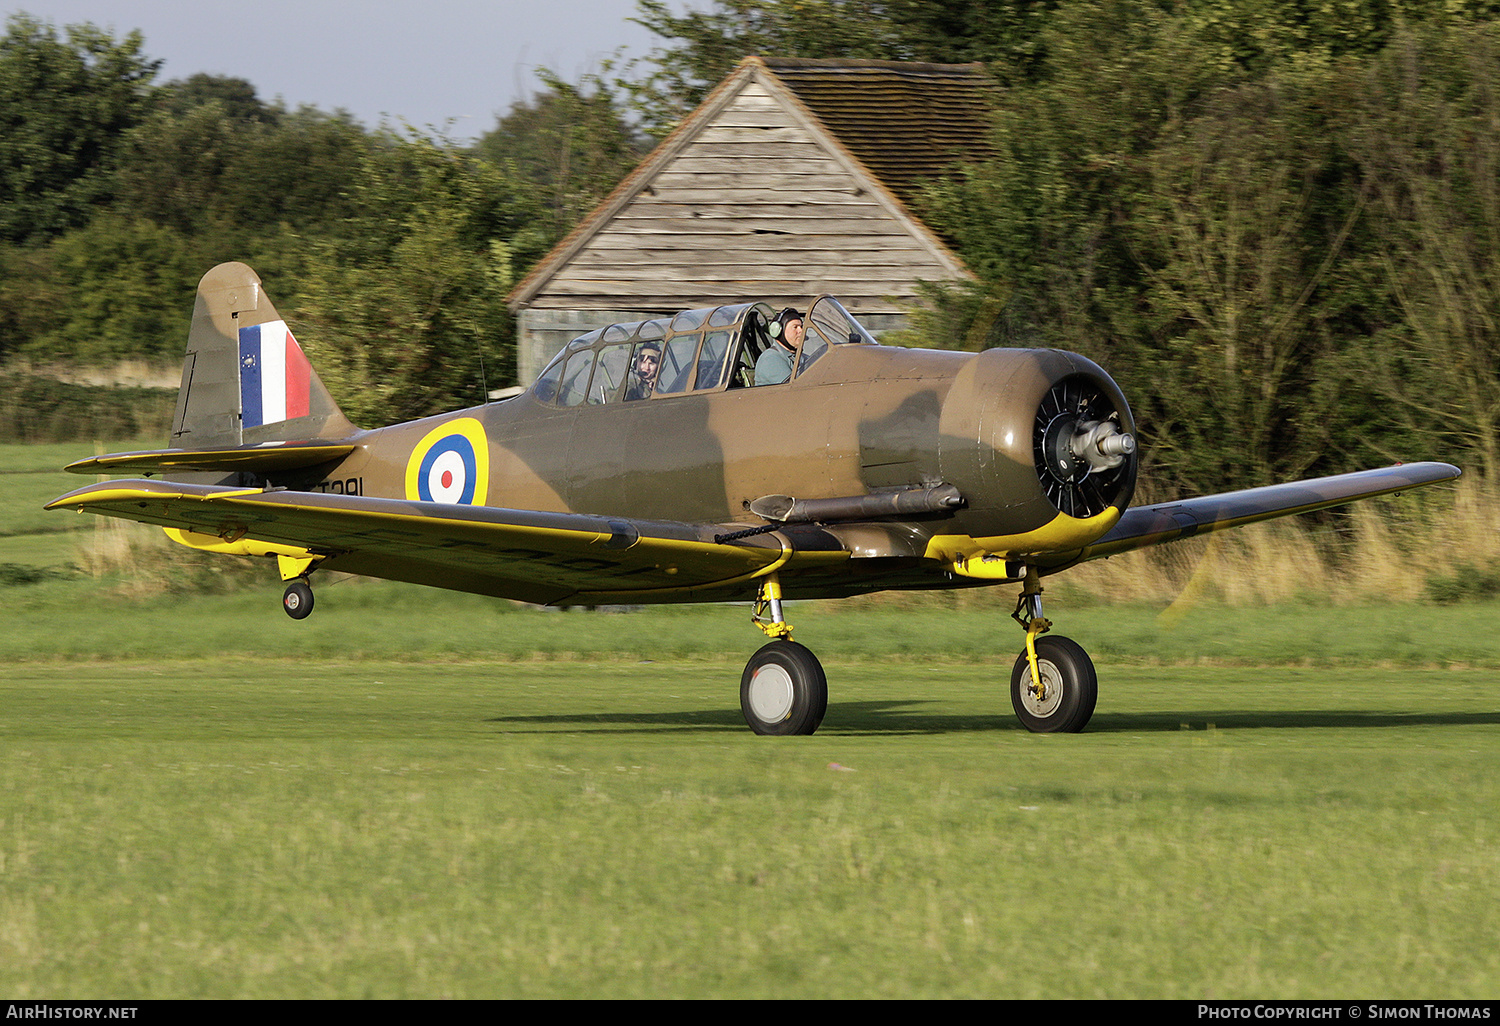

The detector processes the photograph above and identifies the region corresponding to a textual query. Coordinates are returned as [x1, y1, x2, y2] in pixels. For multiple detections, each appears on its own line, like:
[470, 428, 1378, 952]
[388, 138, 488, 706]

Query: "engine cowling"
[938, 347, 1137, 555]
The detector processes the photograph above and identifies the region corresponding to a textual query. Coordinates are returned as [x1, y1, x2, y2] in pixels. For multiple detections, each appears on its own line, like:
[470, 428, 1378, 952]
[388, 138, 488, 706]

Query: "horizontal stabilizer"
[64, 442, 357, 476]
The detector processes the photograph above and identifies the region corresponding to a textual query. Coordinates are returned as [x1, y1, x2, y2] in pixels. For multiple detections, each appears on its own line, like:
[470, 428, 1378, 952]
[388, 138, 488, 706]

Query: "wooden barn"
[506, 56, 993, 383]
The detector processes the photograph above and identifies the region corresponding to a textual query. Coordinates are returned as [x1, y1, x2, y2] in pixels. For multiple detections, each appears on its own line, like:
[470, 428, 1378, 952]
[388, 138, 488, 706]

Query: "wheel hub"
[1018, 659, 1064, 718]
[747, 664, 795, 723]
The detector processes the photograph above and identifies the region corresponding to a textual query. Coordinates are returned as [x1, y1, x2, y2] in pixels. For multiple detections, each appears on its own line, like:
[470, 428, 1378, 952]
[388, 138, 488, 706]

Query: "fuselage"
[299, 323, 1137, 572]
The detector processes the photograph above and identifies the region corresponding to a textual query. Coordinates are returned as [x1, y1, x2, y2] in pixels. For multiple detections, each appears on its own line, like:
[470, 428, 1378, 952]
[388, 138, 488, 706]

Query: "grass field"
[2, 441, 1498, 998]
[3, 651, 1497, 999]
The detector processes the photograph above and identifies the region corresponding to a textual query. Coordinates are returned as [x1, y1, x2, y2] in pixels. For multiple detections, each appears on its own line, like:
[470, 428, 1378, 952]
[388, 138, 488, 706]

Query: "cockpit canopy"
[532, 296, 878, 407]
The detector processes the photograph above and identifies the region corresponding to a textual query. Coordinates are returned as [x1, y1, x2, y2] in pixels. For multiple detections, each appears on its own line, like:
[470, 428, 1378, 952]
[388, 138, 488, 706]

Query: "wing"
[46, 480, 850, 605]
[1055, 461, 1461, 567]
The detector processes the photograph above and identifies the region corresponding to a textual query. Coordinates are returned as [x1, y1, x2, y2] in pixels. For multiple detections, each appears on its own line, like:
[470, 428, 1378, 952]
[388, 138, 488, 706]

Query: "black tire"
[282, 579, 314, 620]
[740, 640, 828, 736]
[1010, 635, 1097, 733]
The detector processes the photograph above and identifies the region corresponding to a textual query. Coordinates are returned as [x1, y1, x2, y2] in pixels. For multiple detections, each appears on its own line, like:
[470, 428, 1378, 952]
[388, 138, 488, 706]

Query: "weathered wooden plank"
[637, 187, 876, 205]
[632, 191, 859, 207]
[704, 108, 803, 129]
[571, 239, 939, 259]
[578, 239, 935, 261]
[728, 84, 779, 105]
[600, 217, 913, 235]
[555, 262, 957, 282]
[654, 161, 848, 180]
[611, 200, 888, 219]
[692, 125, 815, 145]
[552, 262, 955, 283]
[671, 145, 849, 163]
[531, 279, 931, 300]
[629, 183, 877, 204]
[642, 177, 856, 199]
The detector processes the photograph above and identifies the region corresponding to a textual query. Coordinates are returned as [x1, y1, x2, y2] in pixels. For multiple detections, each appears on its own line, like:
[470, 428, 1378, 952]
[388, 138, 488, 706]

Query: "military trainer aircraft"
[49, 263, 1460, 735]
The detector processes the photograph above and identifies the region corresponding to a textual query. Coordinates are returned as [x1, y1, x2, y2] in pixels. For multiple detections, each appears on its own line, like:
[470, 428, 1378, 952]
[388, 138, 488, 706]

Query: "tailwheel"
[282, 578, 314, 620]
[1010, 635, 1097, 733]
[741, 640, 828, 736]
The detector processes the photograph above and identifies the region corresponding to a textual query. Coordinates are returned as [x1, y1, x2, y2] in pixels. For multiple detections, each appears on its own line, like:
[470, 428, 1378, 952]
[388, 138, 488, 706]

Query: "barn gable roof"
[506, 56, 993, 315]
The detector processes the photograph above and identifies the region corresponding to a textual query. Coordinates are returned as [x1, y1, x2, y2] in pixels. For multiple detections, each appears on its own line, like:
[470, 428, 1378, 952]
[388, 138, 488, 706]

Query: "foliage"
[880, 279, 1018, 351]
[114, 100, 372, 242]
[0, 373, 174, 442]
[882, 0, 1060, 78]
[626, 1, 1069, 134]
[627, 0, 905, 134]
[156, 72, 277, 124]
[475, 69, 648, 249]
[0, 13, 159, 243]
[13, 214, 201, 365]
[291, 130, 529, 426]
[1424, 560, 1500, 604]
[0, 243, 64, 362]
[1338, 21, 1500, 480]
[911, 1, 1500, 495]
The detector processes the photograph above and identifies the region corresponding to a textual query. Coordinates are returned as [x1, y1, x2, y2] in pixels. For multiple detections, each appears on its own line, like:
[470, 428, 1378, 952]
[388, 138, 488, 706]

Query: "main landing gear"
[1008, 566, 1097, 733]
[737, 567, 1098, 736]
[740, 574, 827, 735]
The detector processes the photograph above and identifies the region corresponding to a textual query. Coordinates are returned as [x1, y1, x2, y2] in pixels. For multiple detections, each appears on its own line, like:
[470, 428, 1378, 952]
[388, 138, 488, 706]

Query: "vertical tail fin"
[171, 262, 356, 447]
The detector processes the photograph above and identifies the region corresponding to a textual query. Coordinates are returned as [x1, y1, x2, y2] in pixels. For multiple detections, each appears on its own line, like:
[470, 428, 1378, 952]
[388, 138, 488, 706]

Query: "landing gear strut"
[739, 573, 827, 735]
[1009, 567, 1097, 732]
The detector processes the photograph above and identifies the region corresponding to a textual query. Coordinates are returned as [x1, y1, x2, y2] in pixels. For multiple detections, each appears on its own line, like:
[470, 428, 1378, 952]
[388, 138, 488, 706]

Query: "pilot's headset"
[769, 308, 803, 342]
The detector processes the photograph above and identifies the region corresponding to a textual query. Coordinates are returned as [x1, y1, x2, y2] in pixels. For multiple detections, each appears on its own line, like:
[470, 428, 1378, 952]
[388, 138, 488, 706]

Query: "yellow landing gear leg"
[1007, 565, 1098, 733]
[1011, 566, 1051, 698]
[741, 572, 827, 735]
[752, 572, 794, 641]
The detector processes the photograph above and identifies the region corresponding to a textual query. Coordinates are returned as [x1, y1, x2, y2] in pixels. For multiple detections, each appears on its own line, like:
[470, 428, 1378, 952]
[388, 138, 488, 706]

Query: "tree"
[1124, 79, 1369, 490]
[1343, 22, 1500, 481]
[626, 0, 904, 135]
[18, 213, 200, 365]
[0, 13, 159, 243]
[156, 73, 276, 124]
[292, 130, 534, 426]
[884, 0, 1059, 80]
[115, 96, 371, 242]
[475, 70, 646, 250]
[911, 1, 1398, 493]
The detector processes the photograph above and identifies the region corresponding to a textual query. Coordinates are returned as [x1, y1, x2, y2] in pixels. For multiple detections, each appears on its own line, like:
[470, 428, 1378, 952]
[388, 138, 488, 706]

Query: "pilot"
[624, 341, 661, 400]
[754, 308, 803, 386]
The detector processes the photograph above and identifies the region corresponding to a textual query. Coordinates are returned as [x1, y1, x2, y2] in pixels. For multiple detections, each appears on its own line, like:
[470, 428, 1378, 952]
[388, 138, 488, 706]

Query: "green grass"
[6, 576, 1500, 668]
[0, 438, 158, 566]
[2, 657, 1496, 999]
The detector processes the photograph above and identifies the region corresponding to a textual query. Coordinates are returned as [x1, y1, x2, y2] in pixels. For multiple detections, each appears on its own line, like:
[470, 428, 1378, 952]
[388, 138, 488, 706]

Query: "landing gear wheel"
[282, 579, 314, 620]
[1010, 635, 1097, 733]
[740, 640, 828, 736]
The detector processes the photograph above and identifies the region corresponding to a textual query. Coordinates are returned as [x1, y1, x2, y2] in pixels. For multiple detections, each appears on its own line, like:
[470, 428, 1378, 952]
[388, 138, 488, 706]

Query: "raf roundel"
[405, 418, 489, 506]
